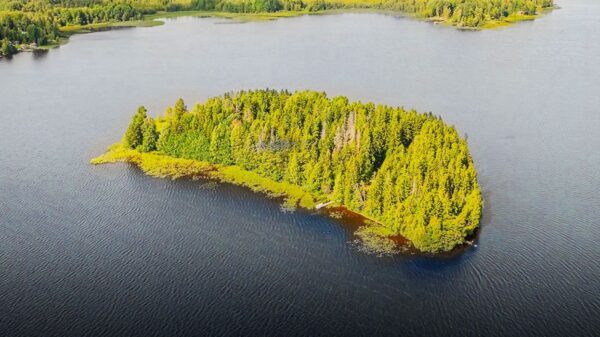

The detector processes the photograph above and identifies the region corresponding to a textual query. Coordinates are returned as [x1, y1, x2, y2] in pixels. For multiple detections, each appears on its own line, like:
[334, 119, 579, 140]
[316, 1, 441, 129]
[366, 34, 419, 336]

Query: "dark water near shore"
[2, 1, 600, 336]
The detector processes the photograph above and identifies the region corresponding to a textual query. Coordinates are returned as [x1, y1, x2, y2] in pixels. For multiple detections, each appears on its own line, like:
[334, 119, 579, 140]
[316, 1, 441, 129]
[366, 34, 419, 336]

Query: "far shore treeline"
[1, 0, 554, 56]
[104, 90, 482, 253]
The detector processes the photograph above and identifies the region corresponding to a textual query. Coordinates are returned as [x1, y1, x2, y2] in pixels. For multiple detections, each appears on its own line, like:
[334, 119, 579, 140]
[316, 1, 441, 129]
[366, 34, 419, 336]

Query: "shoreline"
[92, 143, 478, 256]
[1, 6, 556, 59]
[59, 6, 556, 33]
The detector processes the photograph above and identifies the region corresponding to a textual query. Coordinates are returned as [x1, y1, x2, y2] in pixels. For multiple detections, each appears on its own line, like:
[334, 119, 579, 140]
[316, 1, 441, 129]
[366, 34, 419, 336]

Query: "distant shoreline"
[59, 6, 556, 35]
[1, 6, 556, 59]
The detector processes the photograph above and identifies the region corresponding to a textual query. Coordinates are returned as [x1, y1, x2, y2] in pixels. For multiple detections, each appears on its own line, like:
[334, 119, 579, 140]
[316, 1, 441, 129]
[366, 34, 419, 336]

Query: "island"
[1, 0, 555, 57]
[92, 90, 482, 254]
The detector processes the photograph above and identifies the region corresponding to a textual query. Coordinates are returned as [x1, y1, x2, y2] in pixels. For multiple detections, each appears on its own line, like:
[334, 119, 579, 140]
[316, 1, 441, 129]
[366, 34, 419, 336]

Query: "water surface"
[1, 1, 600, 336]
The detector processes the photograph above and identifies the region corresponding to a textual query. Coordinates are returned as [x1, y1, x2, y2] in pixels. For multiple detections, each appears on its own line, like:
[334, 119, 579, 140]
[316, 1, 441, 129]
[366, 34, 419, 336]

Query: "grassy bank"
[60, 19, 163, 35]
[92, 143, 317, 209]
[145, 9, 309, 21]
[59, 10, 311, 35]
[92, 143, 408, 255]
[480, 12, 539, 29]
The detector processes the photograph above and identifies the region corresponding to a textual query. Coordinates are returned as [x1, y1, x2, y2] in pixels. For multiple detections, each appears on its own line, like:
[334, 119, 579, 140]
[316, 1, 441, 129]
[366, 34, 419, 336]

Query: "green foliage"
[1, 37, 16, 55]
[187, 0, 554, 22]
[122, 90, 482, 252]
[49, 4, 142, 26]
[140, 118, 159, 152]
[1, 1, 144, 55]
[0, 10, 59, 54]
[92, 143, 317, 208]
[374, 0, 554, 27]
[124, 106, 147, 150]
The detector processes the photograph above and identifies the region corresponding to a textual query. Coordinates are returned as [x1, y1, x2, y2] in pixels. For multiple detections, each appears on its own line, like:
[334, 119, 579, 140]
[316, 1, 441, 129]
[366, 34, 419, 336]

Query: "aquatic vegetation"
[92, 144, 317, 208]
[94, 90, 482, 253]
[354, 224, 400, 255]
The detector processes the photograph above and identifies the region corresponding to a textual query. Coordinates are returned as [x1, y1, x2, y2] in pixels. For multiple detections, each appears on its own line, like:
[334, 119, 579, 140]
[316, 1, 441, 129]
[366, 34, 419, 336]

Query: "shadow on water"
[32, 49, 49, 60]
[119, 159, 479, 261]
[1, 49, 48, 62]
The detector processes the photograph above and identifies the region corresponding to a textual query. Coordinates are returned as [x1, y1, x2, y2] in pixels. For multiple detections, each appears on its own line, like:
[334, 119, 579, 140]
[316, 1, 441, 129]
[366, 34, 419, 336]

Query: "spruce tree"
[124, 106, 147, 149]
[140, 118, 159, 152]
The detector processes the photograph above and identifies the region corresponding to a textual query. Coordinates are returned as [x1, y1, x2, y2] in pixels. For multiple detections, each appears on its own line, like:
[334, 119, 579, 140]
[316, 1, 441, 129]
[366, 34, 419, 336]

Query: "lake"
[1, 1, 600, 336]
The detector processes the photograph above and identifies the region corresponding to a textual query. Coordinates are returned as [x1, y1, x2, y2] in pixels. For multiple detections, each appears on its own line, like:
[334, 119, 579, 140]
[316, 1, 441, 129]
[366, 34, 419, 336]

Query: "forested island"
[1, 0, 554, 57]
[92, 90, 482, 254]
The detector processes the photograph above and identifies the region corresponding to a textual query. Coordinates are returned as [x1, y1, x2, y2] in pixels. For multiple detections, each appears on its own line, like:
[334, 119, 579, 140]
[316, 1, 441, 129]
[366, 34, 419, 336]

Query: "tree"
[124, 106, 147, 149]
[173, 98, 187, 120]
[285, 151, 301, 185]
[140, 118, 159, 152]
[1, 38, 17, 56]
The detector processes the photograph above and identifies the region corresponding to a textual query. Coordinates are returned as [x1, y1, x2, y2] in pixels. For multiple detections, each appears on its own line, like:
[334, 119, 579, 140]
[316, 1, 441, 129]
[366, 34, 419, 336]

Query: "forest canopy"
[1, 0, 555, 56]
[115, 90, 482, 253]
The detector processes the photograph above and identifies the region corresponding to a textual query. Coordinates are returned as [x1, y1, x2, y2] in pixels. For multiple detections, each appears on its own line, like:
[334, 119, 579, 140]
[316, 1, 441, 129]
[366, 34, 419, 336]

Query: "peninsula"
[92, 90, 482, 253]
